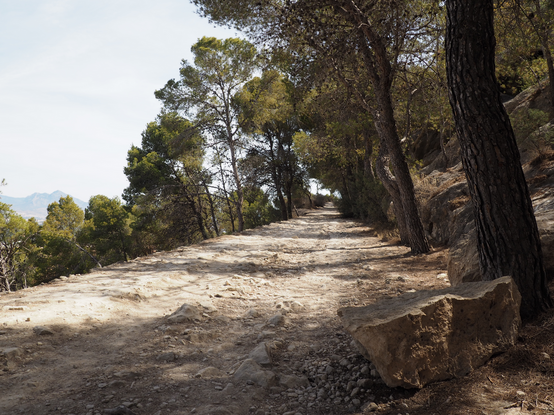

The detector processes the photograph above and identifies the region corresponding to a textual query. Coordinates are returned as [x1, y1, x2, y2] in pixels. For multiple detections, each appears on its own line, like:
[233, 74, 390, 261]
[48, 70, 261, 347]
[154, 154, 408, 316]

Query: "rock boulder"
[447, 227, 481, 286]
[337, 277, 521, 388]
[249, 342, 272, 367]
[167, 303, 201, 323]
[233, 359, 276, 388]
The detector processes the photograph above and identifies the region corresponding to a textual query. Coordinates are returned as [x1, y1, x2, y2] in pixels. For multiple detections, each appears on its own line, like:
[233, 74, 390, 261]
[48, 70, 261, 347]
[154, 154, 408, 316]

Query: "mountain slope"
[0, 191, 88, 221]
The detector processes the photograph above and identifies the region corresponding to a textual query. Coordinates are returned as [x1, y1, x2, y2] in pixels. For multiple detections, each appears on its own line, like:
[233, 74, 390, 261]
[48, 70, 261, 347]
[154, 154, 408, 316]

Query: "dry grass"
[449, 195, 471, 211]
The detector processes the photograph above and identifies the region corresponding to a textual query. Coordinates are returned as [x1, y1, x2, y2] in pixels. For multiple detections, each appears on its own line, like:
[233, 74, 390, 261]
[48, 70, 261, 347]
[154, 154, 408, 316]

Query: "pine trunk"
[446, 0, 553, 319]
[373, 98, 429, 254]
[228, 140, 245, 232]
[375, 142, 410, 245]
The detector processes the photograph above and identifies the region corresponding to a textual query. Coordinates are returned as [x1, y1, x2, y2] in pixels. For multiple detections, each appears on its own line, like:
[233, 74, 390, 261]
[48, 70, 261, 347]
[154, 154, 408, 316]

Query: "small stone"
[279, 374, 309, 389]
[289, 301, 305, 312]
[357, 378, 372, 388]
[103, 405, 136, 415]
[167, 304, 200, 323]
[33, 326, 54, 335]
[233, 359, 276, 388]
[194, 366, 225, 378]
[268, 313, 285, 326]
[199, 302, 218, 313]
[156, 352, 175, 361]
[2, 347, 22, 359]
[245, 309, 261, 318]
[222, 383, 235, 394]
[363, 402, 379, 412]
[249, 342, 272, 367]
[108, 380, 126, 389]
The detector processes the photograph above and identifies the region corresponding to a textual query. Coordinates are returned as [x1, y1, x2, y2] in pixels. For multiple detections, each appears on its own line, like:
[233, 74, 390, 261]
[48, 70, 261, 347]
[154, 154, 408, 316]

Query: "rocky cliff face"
[416, 82, 554, 285]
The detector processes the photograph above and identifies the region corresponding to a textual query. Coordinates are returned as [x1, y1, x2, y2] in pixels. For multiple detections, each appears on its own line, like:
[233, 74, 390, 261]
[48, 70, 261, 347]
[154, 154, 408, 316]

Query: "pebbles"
[252, 339, 385, 414]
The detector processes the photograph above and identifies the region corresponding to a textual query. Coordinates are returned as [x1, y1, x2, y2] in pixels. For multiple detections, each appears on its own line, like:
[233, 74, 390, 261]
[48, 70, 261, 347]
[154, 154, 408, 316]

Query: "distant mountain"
[0, 191, 88, 222]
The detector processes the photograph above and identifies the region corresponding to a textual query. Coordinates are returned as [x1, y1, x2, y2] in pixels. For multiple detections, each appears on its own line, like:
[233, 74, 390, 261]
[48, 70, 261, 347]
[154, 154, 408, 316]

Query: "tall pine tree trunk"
[202, 178, 220, 237]
[375, 142, 410, 245]
[228, 139, 245, 232]
[446, 0, 552, 319]
[348, 16, 429, 254]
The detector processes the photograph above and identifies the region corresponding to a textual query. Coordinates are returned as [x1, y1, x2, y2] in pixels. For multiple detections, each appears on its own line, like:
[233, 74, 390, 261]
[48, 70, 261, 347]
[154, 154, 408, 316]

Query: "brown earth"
[1, 205, 553, 415]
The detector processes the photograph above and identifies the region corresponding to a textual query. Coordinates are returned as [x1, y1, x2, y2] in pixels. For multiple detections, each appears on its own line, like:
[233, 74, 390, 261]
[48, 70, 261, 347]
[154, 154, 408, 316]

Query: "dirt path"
[0, 204, 464, 415]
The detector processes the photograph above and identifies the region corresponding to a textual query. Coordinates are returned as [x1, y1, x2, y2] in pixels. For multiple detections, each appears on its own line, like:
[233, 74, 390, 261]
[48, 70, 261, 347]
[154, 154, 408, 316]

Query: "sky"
[0, 0, 238, 202]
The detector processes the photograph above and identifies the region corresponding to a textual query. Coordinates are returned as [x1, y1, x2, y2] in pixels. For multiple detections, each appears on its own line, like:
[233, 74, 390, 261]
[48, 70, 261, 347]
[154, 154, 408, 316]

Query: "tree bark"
[202, 178, 220, 237]
[364, 133, 375, 179]
[540, 39, 554, 111]
[285, 186, 293, 220]
[268, 134, 289, 220]
[185, 189, 209, 240]
[446, 0, 553, 319]
[275, 178, 288, 220]
[375, 142, 410, 245]
[347, 11, 429, 254]
[216, 153, 236, 233]
[228, 139, 245, 232]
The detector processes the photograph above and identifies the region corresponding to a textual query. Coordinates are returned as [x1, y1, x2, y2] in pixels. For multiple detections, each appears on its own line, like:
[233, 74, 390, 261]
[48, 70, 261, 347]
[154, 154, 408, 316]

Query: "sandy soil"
[1, 204, 553, 415]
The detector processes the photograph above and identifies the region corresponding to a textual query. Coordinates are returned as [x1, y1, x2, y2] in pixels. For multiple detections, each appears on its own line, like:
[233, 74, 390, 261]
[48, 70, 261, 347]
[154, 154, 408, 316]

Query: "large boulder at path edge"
[337, 277, 521, 389]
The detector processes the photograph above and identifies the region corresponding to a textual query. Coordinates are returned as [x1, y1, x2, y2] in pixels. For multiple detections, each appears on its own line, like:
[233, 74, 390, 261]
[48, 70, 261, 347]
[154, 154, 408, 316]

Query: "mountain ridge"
[0, 191, 88, 221]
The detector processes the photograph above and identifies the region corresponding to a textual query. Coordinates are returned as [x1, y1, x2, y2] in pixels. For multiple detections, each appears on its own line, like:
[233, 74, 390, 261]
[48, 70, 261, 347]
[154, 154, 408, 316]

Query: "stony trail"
[0, 205, 450, 415]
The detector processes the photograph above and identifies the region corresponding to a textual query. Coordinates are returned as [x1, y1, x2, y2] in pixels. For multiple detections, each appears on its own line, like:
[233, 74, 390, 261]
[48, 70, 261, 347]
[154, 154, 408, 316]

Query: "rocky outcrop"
[409, 127, 442, 163]
[533, 190, 554, 279]
[446, 228, 481, 286]
[418, 98, 554, 285]
[504, 83, 553, 115]
[337, 277, 521, 389]
[446, 187, 554, 285]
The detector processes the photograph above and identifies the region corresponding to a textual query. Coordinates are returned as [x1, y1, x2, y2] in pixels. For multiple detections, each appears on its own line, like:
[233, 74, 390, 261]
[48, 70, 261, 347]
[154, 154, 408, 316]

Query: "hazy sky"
[0, 0, 237, 202]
